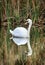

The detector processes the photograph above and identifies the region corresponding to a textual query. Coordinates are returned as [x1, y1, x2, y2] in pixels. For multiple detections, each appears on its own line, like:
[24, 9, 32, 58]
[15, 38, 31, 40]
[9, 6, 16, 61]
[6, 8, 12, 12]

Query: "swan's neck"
[28, 24, 31, 47]
[28, 24, 31, 37]
[27, 23, 32, 55]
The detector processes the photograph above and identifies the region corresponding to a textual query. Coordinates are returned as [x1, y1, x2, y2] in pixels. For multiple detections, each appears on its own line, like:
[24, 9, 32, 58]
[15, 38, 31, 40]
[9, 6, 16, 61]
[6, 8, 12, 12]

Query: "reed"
[0, 0, 45, 65]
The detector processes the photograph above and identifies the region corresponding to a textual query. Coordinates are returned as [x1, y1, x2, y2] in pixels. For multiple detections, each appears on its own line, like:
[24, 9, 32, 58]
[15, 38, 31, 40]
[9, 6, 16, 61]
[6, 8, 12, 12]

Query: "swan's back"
[12, 27, 28, 37]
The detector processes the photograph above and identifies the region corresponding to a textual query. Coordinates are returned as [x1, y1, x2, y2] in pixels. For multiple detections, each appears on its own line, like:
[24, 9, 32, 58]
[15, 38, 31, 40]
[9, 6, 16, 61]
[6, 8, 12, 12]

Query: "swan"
[10, 19, 32, 56]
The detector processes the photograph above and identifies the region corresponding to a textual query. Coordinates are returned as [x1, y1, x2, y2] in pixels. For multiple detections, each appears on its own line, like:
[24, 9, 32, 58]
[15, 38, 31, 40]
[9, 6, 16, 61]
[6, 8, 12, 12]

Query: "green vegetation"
[0, 0, 45, 65]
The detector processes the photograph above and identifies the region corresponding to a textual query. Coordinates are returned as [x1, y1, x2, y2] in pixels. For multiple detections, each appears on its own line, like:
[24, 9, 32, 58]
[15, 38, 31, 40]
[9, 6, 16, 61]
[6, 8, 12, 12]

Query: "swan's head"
[27, 19, 32, 25]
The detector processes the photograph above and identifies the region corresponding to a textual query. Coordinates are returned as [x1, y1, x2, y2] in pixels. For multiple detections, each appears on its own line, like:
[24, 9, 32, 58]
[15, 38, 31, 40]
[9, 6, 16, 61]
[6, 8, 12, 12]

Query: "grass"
[0, 0, 45, 65]
[0, 26, 45, 65]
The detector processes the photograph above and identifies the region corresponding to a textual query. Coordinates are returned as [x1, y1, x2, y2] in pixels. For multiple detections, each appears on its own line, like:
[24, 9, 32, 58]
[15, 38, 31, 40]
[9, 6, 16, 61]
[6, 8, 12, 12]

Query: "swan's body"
[10, 27, 28, 45]
[10, 19, 32, 56]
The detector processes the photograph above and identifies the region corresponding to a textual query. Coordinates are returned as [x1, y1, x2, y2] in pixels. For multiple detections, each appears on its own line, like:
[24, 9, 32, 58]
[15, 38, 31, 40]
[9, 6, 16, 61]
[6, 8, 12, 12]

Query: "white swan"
[10, 19, 32, 56]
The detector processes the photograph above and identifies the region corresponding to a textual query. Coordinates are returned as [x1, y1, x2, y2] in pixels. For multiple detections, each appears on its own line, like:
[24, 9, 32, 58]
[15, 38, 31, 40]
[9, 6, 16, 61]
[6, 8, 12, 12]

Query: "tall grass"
[0, 0, 45, 65]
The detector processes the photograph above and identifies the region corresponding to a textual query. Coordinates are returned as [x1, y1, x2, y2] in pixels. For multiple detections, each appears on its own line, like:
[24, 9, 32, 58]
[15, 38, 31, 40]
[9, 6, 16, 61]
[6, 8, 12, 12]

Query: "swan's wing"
[12, 38, 28, 45]
[13, 27, 28, 37]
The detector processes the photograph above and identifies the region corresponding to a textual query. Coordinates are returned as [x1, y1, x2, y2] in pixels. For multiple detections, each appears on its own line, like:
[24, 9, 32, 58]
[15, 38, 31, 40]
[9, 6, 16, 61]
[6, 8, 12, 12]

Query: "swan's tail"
[10, 30, 13, 40]
[10, 30, 13, 34]
[10, 37, 13, 39]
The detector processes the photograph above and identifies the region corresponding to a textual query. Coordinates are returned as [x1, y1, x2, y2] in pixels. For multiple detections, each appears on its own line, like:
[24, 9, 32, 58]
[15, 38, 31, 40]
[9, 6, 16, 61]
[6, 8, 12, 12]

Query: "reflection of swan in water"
[10, 19, 32, 56]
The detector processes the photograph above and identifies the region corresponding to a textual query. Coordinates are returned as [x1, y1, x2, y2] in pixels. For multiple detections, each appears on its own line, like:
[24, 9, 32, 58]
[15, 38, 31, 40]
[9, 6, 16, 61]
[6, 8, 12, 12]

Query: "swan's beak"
[25, 20, 28, 25]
